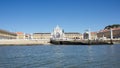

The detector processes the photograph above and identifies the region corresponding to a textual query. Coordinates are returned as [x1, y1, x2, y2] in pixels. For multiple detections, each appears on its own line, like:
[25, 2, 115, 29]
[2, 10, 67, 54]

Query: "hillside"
[104, 24, 120, 30]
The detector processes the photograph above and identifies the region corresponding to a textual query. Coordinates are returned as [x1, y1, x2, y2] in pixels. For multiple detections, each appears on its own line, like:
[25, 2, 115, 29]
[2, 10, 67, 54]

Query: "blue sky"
[0, 0, 120, 33]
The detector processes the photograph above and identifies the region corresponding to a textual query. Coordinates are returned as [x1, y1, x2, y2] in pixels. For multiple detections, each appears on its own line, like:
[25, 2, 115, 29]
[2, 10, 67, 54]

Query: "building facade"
[97, 28, 120, 39]
[32, 26, 83, 40]
[0, 29, 17, 39]
[51, 25, 65, 40]
[16, 32, 25, 39]
[16, 32, 32, 39]
[65, 32, 83, 39]
[83, 32, 97, 40]
[32, 32, 83, 40]
[32, 33, 51, 39]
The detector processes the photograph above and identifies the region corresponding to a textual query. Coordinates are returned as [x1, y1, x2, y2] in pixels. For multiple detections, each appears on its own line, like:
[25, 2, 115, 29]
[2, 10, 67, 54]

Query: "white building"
[51, 25, 65, 40]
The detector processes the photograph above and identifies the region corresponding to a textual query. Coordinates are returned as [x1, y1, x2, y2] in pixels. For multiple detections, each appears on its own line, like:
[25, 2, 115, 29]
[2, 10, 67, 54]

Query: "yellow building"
[0, 29, 17, 39]
[32, 32, 83, 40]
[32, 33, 51, 39]
[16, 32, 32, 39]
[65, 32, 83, 39]
[16, 32, 25, 39]
[32, 26, 83, 40]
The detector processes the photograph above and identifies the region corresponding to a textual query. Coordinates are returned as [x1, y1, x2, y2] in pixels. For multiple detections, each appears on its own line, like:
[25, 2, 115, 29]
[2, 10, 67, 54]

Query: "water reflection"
[87, 46, 94, 63]
[110, 45, 114, 54]
[53, 46, 65, 68]
[0, 45, 120, 68]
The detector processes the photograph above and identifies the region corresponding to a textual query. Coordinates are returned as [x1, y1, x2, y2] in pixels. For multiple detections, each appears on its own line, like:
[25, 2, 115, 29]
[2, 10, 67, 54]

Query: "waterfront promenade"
[0, 39, 50, 45]
[0, 39, 120, 45]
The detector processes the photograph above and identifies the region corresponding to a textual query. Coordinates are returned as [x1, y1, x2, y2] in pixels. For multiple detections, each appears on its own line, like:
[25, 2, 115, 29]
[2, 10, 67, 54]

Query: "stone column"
[24, 33, 26, 39]
[30, 33, 33, 39]
[110, 29, 113, 40]
[88, 29, 91, 40]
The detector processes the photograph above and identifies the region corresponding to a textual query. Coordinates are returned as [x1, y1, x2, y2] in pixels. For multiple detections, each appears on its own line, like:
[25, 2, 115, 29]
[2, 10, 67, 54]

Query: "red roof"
[16, 32, 24, 34]
[99, 27, 120, 32]
[112, 27, 120, 30]
[91, 32, 97, 34]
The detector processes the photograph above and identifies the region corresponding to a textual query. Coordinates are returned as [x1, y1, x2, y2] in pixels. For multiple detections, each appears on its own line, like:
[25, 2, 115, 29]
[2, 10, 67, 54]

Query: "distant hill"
[104, 24, 120, 30]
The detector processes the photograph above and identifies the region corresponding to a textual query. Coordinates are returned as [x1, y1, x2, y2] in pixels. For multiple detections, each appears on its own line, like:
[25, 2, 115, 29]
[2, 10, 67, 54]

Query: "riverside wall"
[0, 39, 51, 45]
[106, 39, 120, 44]
[0, 39, 119, 45]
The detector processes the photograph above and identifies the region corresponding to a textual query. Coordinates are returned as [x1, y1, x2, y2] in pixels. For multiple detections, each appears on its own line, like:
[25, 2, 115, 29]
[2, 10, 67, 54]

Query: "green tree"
[104, 24, 120, 30]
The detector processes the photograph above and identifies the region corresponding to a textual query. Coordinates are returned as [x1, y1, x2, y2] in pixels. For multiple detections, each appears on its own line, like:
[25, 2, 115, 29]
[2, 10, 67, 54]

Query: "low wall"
[0, 39, 119, 45]
[106, 39, 120, 44]
[0, 39, 51, 45]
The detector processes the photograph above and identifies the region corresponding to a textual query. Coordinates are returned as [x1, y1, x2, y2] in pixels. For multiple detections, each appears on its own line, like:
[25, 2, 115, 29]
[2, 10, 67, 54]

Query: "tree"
[104, 24, 120, 30]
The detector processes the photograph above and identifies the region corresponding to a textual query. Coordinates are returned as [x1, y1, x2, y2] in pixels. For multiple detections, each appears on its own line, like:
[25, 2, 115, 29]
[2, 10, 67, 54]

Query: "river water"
[0, 45, 120, 68]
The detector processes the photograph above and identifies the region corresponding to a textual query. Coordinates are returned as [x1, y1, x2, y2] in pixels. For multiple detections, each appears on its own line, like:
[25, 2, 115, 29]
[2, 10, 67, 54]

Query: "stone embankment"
[50, 39, 120, 45]
[0, 39, 51, 45]
[0, 39, 119, 45]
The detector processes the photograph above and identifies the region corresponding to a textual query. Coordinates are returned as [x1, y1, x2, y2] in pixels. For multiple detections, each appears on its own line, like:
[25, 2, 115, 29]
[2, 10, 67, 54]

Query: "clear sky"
[0, 0, 120, 33]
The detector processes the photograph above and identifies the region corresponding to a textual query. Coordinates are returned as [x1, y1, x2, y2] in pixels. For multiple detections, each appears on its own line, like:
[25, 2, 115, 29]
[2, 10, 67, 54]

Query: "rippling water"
[0, 45, 120, 68]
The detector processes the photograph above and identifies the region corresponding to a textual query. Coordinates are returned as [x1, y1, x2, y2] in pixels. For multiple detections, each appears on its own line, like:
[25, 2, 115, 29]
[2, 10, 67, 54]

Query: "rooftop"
[0, 29, 17, 36]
